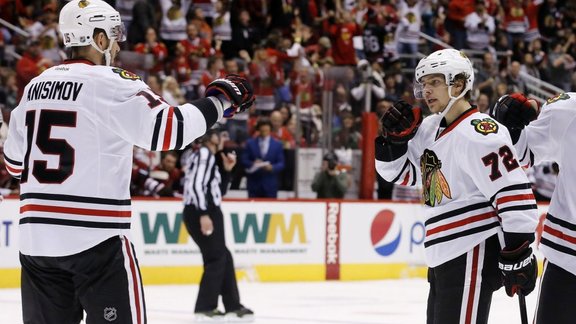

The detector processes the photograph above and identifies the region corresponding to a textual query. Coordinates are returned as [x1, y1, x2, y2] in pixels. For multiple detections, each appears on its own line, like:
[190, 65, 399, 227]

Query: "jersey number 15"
[21, 109, 76, 184]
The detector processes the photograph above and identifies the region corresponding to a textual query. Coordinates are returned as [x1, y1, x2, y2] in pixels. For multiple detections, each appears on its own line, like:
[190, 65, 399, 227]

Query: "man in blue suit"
[241, 119, 285, 198]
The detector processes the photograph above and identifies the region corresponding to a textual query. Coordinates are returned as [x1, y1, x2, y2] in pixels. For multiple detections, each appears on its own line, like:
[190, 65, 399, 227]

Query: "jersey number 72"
[481, 145, 520, 181]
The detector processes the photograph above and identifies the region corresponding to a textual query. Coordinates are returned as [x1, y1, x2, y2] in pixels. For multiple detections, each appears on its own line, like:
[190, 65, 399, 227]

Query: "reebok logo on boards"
[326, 203, 339, 264]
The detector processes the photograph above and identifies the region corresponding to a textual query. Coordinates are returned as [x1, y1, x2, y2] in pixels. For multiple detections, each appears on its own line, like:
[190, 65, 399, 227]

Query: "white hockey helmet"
[59, 0, 126, 48]
[413, 49, 474, 99]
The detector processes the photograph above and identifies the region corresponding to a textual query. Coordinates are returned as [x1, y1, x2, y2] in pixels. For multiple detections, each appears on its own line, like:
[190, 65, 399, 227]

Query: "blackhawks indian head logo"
[420, 149, 452, 207]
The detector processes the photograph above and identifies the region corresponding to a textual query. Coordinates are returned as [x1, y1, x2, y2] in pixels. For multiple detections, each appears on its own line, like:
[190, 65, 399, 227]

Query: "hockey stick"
[518, 291, 528, 324]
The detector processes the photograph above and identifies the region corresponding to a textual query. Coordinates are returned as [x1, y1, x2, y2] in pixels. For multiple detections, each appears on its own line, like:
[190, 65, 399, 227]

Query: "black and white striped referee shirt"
[183, 146, 227, 212]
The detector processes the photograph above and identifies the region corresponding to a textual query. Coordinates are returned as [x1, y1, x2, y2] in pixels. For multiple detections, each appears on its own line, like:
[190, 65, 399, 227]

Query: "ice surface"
[0, 279, 538, 323]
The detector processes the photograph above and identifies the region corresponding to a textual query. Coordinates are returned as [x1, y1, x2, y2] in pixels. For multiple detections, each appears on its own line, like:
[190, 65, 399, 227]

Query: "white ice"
[0, 279, 538, 323]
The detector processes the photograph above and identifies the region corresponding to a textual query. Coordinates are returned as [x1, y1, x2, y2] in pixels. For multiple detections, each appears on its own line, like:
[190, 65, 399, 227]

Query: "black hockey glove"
[380, 100, 422, 145]
[205, 74, 255, 118]
[490, 93, 539, 130]
[498, 241, 537, 297]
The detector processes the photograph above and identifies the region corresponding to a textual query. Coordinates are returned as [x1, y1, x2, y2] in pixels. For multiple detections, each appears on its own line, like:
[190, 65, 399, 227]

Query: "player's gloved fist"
[490, 93, 539, 130]
[205, 74, 255, 118]
[498, 241, 537, 297]
[380, 100, 422, 145]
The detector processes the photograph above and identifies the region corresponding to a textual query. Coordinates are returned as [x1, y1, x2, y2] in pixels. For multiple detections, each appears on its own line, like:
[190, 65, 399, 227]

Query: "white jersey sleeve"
[3, 107, 25, 179]
[515, 93, 576, 167]
[95, 67, 222, 151]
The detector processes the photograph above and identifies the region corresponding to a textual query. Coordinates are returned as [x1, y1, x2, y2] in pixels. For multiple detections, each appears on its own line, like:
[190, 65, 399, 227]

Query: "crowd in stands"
[0, 0, 575, 199]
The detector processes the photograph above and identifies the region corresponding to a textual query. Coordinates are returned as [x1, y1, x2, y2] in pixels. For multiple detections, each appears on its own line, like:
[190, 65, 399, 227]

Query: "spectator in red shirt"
[445, 0, 475, 49]
[180, 22, 213, 70]
[189, 7, 214, 44]
[329, 10, 360, 66]
[15, 40, 53, 100]
[167, 42, 193, 88]
[134, 27, 169, 76]
[501, 0, 529, 53]
[248, 46, 285, 113]
[153, 151, 184, 197]
[270, 109, 295, 148]
[199, 56, 225, 96]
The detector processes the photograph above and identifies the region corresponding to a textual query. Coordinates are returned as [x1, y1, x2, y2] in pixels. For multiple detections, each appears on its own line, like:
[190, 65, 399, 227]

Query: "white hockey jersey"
[514, 92, 576, 275]
[376, 108, 538, 267]
[3, 59, 220, 256]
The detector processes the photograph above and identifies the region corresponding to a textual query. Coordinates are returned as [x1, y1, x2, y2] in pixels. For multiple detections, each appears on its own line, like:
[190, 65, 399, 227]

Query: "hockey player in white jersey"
[2, 0, 254, 323]
[375, 49, 539, 324]
[491, 92, 576, 324]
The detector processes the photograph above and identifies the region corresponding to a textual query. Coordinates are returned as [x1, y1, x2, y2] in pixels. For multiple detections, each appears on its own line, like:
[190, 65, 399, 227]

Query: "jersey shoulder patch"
[546, 93, 570, 104]
[470, 117, 499, 136]
[111, 68, 142, 81]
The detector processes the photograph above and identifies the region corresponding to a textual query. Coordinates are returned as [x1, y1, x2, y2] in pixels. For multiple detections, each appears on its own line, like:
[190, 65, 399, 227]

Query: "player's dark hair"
[256, 118, 272, 130]
[453, 73, 472, 100]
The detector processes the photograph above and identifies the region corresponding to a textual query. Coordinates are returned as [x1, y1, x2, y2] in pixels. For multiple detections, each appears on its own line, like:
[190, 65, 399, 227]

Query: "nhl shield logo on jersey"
[103, 307, 117, 322]
[111, 68, 141, 81]
[471, 118, 498, 136]
[420, 149, 452, 207]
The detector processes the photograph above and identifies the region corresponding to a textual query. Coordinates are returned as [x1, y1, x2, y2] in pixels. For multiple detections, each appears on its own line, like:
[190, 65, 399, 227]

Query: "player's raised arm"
[375, 100, 422, 186]
[102, 73, 254, 152]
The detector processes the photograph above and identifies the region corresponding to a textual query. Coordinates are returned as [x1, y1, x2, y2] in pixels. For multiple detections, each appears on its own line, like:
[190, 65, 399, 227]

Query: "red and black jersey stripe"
[150, 106, 184, 151]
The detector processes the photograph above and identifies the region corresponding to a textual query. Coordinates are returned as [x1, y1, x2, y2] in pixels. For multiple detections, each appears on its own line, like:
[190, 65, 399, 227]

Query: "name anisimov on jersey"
[27, 81, 84, 101]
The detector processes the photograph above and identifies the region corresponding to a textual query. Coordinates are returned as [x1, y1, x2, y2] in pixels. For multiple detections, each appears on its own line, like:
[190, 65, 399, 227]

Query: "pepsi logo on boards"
[371, 209, 402, 256]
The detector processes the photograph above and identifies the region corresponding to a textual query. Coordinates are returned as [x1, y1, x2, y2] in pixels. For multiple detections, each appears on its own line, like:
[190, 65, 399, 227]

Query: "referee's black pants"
[183, 205, 241, 313]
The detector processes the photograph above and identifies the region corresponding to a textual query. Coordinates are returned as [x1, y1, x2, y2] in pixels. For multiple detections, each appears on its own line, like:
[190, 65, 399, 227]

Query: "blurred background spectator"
[527, 161, 559, 202]
[241, 119, 285, 198]
[311, 151, 350, 199]
[0, 0, 574, 200]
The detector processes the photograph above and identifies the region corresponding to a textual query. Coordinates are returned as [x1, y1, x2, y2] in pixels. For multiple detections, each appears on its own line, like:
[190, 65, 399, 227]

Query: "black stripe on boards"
[20, 192, 131, 205]
[489, 183, 533, 205]
[540, 237, 576, 257]
[173, 107, 184, 150]
[425, 201, 493, 226]
[424, 221, 501, 248]
[19, 217, 131, 229]
[497, 204, 538, 214]
[151, 109, 164, 151]
[391, 159, 412, 183]
[3, 153, 22, 166]
[547, 213, 576, 232]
